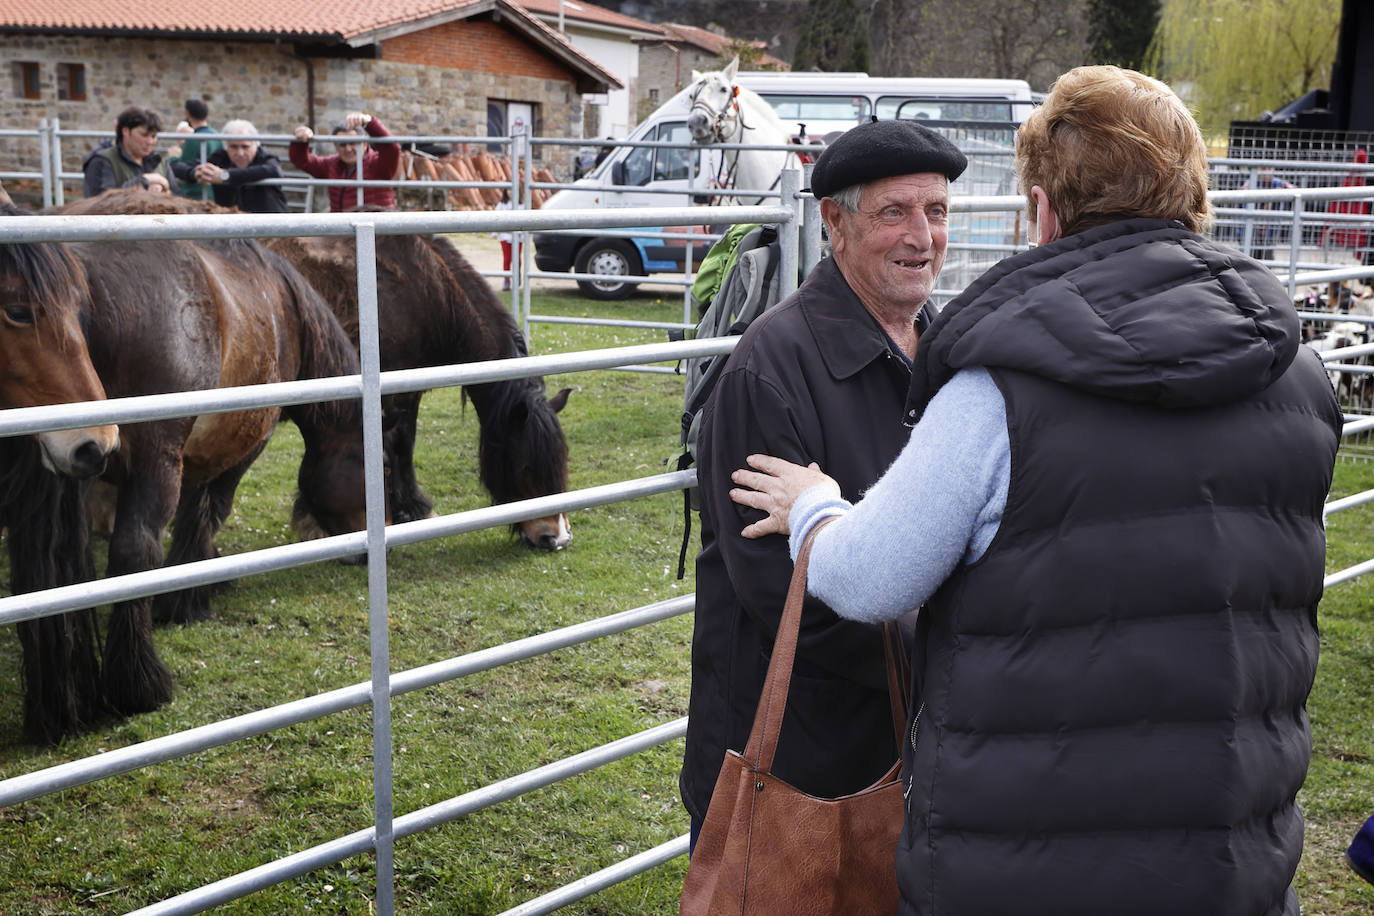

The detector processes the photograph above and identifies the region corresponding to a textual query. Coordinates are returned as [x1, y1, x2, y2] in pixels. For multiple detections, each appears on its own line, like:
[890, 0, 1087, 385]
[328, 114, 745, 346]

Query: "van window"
[655, 122, 694, 181]
[760, 94, 871, 127]
[877, 97, 1014, 124]
[622, 121, 691, 186]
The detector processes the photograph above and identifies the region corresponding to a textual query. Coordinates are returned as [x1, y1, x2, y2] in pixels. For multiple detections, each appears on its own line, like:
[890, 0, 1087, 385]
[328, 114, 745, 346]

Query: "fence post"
[801, 159, 820, 280]
[51, 117, 65, 208]
[354, 220, 396, 916]
[520, 129, 534, 340]
[1288, 195, 1304, 301]
[38, 119, 52, 209]
[778, 169, 801, 300]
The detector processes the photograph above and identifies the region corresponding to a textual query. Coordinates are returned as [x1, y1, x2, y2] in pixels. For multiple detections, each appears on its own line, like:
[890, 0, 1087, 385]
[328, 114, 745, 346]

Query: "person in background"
[728, 66, 1342, 914]
[192, 119, 288, 214]
[172, 98, 221, 200]
[289, 111, 399, 211]
[495, 187, 518, 291]
[82, 107, 178, 197]
[679, 119, 967, 854]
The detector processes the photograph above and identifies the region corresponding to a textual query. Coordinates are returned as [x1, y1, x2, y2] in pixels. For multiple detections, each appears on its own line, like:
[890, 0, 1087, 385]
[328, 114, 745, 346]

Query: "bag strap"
[882, 622, 909, 747]
[743, 517, 834, 772]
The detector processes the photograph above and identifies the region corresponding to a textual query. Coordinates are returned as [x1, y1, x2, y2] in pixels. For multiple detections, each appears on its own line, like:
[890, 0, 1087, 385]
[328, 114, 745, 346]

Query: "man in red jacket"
[289, 111, 400, 211]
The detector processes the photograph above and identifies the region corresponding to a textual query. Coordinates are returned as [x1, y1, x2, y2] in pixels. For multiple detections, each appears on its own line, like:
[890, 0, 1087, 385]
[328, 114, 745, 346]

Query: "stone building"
[0, 0, 619, 202]
[635, 22, 787, 122]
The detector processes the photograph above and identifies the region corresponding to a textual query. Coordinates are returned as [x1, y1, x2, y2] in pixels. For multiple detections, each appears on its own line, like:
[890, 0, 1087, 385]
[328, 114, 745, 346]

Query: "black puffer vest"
[897, 220, 1342, 915]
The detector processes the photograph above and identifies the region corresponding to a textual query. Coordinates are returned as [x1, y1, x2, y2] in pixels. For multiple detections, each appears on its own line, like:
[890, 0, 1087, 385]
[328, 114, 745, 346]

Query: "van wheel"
[574, 240, 642, 300]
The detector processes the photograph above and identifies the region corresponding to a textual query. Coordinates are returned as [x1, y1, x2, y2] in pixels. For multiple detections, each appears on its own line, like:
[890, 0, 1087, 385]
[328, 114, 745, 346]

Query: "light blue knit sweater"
[787, 367, 1010, 623]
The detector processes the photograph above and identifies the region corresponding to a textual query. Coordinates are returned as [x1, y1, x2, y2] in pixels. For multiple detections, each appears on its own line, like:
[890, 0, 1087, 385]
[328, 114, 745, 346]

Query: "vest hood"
[909, 219, 1300, 418]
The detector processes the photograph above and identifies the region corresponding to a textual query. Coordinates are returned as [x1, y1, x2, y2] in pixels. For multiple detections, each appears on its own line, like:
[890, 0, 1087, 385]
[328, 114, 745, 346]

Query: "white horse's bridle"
[689, 79, 743, 145]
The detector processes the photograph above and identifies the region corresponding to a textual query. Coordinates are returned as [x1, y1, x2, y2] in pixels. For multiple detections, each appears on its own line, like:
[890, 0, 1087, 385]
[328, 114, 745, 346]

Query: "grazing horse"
[4, 189, 373, 742]
[266, 227, 573, 549]
[0, 202, 121, 744]
[684, 57, 800, 205]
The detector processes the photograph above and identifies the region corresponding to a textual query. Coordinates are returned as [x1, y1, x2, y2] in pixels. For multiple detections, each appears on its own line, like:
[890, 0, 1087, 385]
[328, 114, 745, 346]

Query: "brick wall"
[0, 25, 588, 205]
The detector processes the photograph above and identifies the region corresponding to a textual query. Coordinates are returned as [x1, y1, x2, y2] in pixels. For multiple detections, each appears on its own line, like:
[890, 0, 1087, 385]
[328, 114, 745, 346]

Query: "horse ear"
[548, 387, 572, 414]
[690, 69, 703, 84]
[723, 57, 739, 82]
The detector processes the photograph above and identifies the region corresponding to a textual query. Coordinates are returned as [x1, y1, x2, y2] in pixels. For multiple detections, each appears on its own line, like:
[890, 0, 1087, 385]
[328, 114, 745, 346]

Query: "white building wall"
[549, 25, 639, 139]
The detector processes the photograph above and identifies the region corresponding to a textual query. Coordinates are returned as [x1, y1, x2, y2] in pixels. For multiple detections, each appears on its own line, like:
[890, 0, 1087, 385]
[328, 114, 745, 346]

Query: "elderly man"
[679, 119, 967, 850]
[192, 119, 288, 213]
[82, 107, 179, 197]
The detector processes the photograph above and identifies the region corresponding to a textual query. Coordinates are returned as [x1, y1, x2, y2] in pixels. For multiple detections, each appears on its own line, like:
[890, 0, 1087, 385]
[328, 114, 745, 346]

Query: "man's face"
[333, 130, 365, 166]
[120, 125, 159, 163]
[225, 140, 256, 169]
[825, 173, 950, 315]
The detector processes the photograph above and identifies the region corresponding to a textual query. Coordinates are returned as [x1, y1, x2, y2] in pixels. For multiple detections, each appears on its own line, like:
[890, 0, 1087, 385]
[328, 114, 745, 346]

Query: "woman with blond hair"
[729, 66, 1342, 914]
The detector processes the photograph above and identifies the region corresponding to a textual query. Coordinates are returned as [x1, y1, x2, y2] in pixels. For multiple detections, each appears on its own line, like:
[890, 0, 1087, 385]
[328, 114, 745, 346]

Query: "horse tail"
[0, 436, 106, 744]
[270, 249, 361, 432]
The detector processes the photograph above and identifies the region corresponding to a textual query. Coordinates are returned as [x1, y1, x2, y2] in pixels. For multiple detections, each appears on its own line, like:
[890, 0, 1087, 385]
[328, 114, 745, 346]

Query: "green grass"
[1, 281, 1373, 914]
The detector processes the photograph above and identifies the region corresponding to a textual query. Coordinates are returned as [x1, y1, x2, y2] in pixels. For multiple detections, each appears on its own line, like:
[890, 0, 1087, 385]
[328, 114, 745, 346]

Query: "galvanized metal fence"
[0, 170, 1373, 914]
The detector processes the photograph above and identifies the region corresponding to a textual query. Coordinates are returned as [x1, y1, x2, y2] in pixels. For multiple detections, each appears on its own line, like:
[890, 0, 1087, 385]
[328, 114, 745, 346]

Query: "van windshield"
[760, 94, 872, 128]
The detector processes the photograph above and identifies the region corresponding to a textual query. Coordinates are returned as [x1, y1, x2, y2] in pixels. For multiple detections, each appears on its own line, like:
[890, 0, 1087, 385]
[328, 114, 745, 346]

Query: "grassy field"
[1, 273, 1373, 914]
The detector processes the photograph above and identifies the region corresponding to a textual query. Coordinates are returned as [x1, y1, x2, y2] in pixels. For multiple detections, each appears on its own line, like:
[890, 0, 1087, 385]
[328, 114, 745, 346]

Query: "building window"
[56, 63, 86, 102]
[13, 61, 41, 100]
[649, 88, 659, 105]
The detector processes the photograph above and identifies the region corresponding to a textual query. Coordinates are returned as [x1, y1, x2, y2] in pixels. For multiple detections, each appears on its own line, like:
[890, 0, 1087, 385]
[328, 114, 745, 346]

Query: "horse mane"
[0, 202, 92, 340]
[0, 434, 105, 744]
[267, 247, 363, 432]
[55, 188, 235, 217]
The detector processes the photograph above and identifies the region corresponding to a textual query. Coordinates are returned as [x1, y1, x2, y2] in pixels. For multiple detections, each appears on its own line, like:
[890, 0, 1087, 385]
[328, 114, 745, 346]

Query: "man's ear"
[820, 197, 845, 254]
[1031, 185, 1059, 246]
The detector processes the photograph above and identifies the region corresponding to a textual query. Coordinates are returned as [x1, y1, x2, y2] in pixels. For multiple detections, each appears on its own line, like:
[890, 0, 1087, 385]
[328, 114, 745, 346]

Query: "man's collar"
[799, 257, 922, 380]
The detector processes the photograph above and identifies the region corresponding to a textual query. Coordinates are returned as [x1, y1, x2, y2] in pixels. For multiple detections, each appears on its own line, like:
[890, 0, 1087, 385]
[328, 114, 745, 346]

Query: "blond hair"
[1017, 66, 1211, 236]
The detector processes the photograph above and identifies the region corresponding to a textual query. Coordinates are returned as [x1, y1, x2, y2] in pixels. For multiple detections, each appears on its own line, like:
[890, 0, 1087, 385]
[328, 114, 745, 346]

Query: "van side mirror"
[611, 160, 626, 185]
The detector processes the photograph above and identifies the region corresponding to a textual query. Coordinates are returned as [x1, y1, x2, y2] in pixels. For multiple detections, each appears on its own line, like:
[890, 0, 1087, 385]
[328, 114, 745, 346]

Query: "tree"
[794, 0, 872, 72]
[716, 38, 787, 72]
[1149, 0, 1341, 128]
[1087, 0, 1161, 69]
[868, 0, 1089, 90]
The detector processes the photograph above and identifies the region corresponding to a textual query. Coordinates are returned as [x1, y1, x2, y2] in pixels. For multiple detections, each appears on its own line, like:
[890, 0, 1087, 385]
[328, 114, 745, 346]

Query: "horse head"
[291, 421, 389, 550]
[478, 382, 573, 551]
[0, 203, 119, 479]
[687, 57, 741, 144]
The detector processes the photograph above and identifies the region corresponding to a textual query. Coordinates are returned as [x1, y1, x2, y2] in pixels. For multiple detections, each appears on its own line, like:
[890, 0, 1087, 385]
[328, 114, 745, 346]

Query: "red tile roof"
[657, 21, 788, 70]
[0, 0, 514, 42]
[516, 0, 664, 37]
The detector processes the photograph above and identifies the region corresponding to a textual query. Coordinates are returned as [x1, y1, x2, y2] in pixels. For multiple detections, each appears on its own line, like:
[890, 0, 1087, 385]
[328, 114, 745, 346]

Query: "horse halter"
[689, 80, 743, 144]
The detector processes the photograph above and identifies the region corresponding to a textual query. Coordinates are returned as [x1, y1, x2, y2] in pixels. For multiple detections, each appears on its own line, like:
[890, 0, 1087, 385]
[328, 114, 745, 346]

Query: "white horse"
[685, 58, 801, 205]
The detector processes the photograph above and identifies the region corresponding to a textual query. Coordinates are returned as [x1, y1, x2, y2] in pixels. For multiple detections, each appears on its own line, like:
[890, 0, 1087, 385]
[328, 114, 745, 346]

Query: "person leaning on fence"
[726, 65, 1342, 915]
[289, 111, 399, 212]
[191, 119, 288, 214]
[171, 98, 222, 199]
[81, 106, 179, 197]
[678, 119, 967, 855]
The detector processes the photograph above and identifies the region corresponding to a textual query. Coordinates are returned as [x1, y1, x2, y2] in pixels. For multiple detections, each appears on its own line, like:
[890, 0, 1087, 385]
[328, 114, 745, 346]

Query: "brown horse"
[0, 201, 122, 744]
[3, 189, 374, 743]
[267, 226, 574, 549]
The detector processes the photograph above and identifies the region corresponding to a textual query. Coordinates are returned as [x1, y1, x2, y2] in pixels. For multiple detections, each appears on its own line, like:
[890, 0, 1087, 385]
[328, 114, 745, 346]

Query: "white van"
[534, 73, 1036, 300]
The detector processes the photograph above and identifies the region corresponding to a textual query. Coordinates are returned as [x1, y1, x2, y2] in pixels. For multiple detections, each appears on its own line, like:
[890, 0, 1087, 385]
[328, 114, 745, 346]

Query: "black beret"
[809, 119, 967, 199]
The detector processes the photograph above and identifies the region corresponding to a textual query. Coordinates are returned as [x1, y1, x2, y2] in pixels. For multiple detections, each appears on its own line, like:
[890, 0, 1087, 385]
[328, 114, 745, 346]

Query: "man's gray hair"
[828, 184, 863, 212]
[222, 119, 260, 145]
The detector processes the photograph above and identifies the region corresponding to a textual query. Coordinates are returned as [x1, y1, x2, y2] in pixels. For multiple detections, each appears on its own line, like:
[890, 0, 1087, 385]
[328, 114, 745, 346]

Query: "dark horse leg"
[152, 440, 268, 625]
[102, 460, 178, 716]
[0, 438, 105, 745]
[384, 392, 434, 524]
